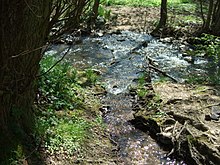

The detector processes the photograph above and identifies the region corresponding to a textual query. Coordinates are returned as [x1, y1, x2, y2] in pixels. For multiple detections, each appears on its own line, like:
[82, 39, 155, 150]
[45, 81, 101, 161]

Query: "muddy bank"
[131, 82, 220, 164]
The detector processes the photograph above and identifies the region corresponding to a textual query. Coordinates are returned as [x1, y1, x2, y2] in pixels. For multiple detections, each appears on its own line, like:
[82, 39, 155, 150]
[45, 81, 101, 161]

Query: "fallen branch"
[149, 64, 179, 83]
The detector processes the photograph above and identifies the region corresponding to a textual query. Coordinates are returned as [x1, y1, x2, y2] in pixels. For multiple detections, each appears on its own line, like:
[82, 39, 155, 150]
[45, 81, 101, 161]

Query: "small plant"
[38, 56, 82, 110]
[136, 73, 149, 98]
[8, 145, 25, 165]
[45, 117, 91, 155]
[35, 55, 105, 160]
[195, 34, 220, 63]
[85, 68, 98, 85]
[98, 5, 111, 20]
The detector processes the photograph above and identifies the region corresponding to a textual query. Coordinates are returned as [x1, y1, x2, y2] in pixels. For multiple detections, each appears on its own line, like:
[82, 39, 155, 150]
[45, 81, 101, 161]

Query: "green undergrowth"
[131, 73, 164, 127]
[101, 0, 194, 7]
[29, 56, 105, 163]
[186, 34, 220, 84]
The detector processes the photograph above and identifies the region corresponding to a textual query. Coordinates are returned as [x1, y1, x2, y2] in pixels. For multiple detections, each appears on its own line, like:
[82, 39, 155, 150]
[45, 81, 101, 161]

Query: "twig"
[37, 46, 71, 78]
[198, 103, 220, 110]
[11, 45, 48, 59]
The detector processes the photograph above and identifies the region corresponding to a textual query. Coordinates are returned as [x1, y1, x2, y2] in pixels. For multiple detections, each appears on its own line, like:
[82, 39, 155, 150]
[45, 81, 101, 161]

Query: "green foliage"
[39, 56, 98, 110]
[195, 34, 220, 63]
[147, 94, 162, 110]
[38, 55, 100, 112]
[98, 5, 111, 20]
[39, 56, 82, 110]
[85, 68, 98, 85]
[186, 34, 220, 84]
[137, 73, 148, 97]
[153, 76, 170, 83]
[9, 145, 25, 165]
[35, 56, 104, 158]
[45, 116, 91, 155]
[35, 108, 95, 156]
[186, 73, 220, 85]
[136, 73, 162, 110]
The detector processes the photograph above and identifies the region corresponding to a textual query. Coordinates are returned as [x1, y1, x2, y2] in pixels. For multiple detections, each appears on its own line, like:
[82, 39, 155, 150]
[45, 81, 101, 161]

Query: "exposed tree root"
[131, 82, 220, 164]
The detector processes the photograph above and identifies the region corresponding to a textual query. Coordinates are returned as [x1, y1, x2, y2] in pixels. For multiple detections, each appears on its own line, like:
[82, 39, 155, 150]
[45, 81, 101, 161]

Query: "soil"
[132, 82, 220, 164]
[106, 6, 160, 33]
[104, 5, 201, 37]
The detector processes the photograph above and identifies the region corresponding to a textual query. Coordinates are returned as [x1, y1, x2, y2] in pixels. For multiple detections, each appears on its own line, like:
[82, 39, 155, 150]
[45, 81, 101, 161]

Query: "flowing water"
[45, 31, 211, 164]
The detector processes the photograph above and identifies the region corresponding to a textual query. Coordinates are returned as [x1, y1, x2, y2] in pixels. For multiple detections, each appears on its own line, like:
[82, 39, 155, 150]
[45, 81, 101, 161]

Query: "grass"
[101, 0, 194, 7]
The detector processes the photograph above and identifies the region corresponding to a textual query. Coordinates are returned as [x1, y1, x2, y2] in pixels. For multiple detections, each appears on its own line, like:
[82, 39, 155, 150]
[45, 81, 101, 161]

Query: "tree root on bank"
[130, 83, 220, 164]
[132, 110, 220, 164]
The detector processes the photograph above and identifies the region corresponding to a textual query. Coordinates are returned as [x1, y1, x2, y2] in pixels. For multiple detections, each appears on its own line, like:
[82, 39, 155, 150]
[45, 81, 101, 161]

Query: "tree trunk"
[152, 0, 167, 34]
[203, 0, 214, 31]
[211, 1, 220, 35]
[0, 0, 50, 160]
[89, 0, 100, 28]
[199, 0, 220, 36]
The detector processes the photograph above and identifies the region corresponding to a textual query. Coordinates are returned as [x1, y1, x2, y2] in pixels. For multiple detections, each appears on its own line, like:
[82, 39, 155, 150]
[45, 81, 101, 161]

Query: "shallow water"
[45, 31, 211, 164]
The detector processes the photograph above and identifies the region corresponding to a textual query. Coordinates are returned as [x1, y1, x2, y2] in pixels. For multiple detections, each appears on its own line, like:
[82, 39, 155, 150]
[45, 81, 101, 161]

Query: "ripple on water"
[45, 31, 201, 164]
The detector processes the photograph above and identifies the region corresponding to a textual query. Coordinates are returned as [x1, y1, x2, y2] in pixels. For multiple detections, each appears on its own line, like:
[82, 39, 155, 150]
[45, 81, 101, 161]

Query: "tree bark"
[0, 0, 51, 160]
[203, 0, 214, 31]
[89, 0, 100, 28]
[152, 0, 167, 33]
[211, 1, 220, 35]
[199, 0, 220, 36]
[159, 0, 167, 28]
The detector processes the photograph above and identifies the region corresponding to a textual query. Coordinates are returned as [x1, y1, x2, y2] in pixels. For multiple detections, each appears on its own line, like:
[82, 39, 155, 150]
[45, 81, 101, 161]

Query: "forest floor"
[105, 5, 201, 37]
[133, 82, 220, 164]
[106, 6, 160, 33]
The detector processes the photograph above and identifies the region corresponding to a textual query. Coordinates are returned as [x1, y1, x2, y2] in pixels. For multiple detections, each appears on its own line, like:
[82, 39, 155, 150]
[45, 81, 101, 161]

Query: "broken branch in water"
[149, 64, 179, 83]
[145, 56, 179, 83]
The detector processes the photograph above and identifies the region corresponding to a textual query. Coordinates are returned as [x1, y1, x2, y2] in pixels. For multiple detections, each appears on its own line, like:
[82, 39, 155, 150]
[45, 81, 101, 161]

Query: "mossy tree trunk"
[0, 0, 51, 160]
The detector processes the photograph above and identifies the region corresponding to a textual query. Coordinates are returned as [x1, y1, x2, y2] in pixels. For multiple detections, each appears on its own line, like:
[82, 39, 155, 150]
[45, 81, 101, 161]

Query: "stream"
[45, 30, 211, 164]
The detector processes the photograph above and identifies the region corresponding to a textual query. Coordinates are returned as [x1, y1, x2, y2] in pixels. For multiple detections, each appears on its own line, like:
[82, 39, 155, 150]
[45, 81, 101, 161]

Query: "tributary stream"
[45, 31, 212, 164]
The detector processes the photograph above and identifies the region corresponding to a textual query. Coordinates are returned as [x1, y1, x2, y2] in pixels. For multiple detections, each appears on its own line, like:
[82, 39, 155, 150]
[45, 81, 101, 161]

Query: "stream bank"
[132, 82, 220, 164]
